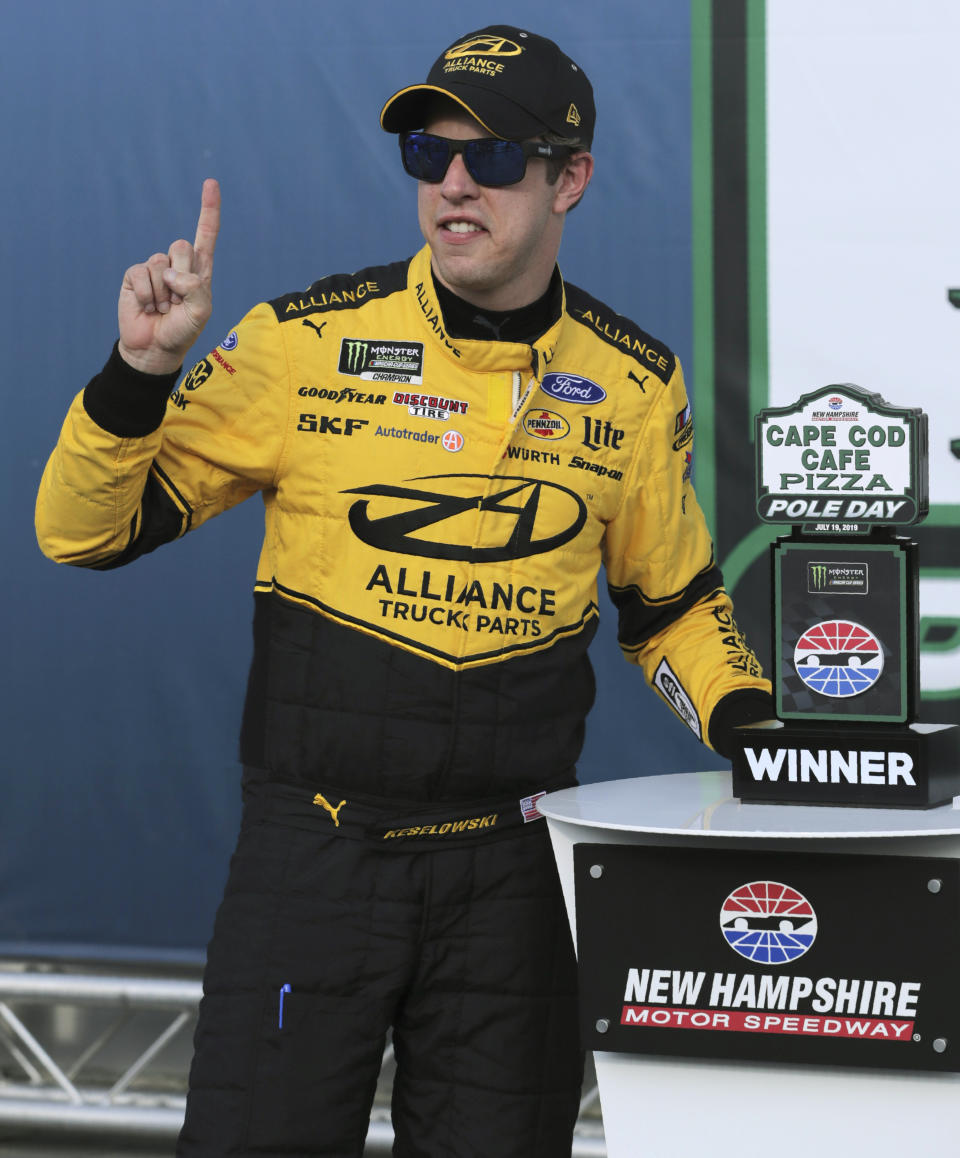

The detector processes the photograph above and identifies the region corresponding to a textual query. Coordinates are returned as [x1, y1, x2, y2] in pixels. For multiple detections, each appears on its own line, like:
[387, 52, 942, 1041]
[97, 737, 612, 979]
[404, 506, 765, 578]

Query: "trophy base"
[730, 720, 960, 808]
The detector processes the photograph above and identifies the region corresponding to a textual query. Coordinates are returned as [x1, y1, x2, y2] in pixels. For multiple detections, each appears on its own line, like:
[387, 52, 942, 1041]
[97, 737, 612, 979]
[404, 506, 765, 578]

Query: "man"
[36, 24, 772, 1158]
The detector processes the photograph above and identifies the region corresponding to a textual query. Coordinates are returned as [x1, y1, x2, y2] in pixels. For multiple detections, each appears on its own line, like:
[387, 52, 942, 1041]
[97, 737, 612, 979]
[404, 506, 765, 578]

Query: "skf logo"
[342, 474, 587, 561]
[297, 414, 369, 436]
[794, 619, 884, 697]
[445, 35, 523, 59]
[720, 881, 818, 965]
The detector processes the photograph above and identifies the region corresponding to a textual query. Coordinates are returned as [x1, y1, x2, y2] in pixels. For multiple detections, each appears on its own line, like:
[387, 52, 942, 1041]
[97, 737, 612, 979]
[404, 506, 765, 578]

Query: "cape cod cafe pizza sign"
[755, 385, 928, 533]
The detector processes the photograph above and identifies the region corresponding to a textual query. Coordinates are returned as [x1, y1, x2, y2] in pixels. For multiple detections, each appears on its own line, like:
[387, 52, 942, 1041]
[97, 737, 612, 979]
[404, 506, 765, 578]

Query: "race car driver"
[36, 23, 773, 1158]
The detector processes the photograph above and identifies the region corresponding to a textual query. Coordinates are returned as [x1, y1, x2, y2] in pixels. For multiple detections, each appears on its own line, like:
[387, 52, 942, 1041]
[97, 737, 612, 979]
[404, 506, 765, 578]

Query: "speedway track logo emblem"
[794, 619, 884, 697]
[721, 881, 818, 964]
[342, 474, 587, 561]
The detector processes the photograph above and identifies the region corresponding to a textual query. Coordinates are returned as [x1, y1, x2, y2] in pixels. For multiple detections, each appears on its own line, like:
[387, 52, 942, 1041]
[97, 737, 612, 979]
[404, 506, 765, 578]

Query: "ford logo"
[540, 373, 606, 405]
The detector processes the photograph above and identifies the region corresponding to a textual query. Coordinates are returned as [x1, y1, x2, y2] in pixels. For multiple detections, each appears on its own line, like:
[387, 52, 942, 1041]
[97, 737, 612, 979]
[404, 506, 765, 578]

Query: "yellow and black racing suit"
[36, 245, 770, 1157]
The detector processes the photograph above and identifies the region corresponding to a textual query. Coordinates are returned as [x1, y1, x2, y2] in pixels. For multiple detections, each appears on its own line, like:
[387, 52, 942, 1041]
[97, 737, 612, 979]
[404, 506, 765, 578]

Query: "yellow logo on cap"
[445, 36, 524, 59]
[566, 104, 581, 127]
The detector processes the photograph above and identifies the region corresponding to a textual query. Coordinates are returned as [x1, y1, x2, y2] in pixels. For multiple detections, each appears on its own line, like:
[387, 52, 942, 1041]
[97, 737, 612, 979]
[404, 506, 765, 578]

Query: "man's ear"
[554, 152, 594, 213]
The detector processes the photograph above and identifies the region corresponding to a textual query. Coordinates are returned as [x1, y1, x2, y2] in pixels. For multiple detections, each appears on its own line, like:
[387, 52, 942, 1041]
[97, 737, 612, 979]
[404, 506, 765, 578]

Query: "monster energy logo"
[342, 339, 369, 373]
[338, 338, 424, 382]
[809, 564, 829, 590]
[806, 561, 868, 595]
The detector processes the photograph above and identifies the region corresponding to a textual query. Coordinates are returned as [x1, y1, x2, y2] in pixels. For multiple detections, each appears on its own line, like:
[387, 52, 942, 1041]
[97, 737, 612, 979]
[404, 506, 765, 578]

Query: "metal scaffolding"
[0, 961, 607, 1156]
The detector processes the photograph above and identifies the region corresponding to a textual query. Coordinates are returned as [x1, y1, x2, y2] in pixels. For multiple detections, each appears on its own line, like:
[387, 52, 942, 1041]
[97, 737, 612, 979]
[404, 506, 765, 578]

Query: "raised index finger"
[193, 177, 221, 278]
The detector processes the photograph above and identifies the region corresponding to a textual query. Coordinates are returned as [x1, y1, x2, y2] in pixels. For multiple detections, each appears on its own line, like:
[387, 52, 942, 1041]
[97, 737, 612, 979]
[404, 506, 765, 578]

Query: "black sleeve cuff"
[82, 341, 182, 438]
[708, 688, 776, 758]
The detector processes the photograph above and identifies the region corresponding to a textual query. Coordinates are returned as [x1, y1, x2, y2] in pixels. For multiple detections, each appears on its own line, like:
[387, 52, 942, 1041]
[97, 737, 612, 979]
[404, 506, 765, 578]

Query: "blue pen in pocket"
[278, 983, 292, 1029]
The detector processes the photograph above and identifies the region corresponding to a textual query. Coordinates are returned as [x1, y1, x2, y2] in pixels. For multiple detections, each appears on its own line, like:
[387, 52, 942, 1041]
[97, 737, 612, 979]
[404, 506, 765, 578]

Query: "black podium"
[540, 773, 960, 1156]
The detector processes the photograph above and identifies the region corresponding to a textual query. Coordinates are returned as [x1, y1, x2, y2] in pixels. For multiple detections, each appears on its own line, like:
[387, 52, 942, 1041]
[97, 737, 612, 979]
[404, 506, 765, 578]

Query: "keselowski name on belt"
[381, 813, 498, 840]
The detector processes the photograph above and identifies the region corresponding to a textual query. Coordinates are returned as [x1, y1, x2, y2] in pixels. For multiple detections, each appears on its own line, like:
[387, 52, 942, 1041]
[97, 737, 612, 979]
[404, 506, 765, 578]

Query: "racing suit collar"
[409, 246, 562, 374]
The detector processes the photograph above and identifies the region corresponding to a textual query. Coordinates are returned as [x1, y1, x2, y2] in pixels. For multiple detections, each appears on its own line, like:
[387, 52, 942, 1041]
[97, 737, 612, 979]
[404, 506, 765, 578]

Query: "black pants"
[177, 806, 583, 1157]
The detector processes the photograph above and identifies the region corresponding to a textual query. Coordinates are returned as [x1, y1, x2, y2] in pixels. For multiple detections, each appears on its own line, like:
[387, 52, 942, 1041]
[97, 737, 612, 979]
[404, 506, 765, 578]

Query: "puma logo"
[312, 793, 346, 827]
[302, 318, 327, 340]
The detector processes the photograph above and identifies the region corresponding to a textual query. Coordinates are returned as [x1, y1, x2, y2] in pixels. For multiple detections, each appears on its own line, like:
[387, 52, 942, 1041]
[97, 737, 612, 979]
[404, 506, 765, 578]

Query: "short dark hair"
[542, 131, 588, 211]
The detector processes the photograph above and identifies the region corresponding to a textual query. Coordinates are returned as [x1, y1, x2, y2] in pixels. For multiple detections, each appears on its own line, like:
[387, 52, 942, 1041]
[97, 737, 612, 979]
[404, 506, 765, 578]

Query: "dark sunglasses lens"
[402, 134, 451, 181]
[464, 140, 526, 186]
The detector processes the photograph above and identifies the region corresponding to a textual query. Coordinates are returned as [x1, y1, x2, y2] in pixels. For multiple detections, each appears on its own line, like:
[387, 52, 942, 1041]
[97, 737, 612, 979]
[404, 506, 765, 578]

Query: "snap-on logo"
[721, 881, 818, 965]
[540, 373, 606, 405]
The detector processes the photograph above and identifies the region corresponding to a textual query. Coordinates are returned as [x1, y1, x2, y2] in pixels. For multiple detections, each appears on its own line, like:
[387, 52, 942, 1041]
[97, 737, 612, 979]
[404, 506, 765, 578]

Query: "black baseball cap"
[380, 25, 595, 149]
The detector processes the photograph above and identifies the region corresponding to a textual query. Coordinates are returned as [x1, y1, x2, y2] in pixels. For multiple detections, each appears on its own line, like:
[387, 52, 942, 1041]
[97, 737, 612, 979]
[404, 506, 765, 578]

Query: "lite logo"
[794, 619, 884, 697]
[343, 475, 587, 561]
[582, 416, 624, 451]
[720, 881, 818, 965]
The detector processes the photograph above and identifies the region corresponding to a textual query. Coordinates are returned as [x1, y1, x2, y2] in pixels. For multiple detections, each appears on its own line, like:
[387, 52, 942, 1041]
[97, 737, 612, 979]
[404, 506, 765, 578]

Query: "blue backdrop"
[2, 0, 713, 957]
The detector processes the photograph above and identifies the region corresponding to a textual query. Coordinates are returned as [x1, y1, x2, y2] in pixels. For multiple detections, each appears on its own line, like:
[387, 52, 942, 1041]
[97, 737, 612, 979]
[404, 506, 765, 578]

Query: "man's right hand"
[117, 178, 221, 376]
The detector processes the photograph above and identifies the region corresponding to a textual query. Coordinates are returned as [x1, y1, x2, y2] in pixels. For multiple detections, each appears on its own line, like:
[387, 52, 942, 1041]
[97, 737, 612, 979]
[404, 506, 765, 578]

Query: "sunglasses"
[399, 131, 575, 188]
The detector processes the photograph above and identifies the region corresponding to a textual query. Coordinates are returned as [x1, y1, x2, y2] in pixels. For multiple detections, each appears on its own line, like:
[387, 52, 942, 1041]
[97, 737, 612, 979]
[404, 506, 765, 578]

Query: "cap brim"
[379, 83, 548, 141]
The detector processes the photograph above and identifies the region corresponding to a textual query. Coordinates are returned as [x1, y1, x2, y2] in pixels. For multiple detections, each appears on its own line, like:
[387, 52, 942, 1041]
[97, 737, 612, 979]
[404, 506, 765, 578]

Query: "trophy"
[730, 384, 960, 807]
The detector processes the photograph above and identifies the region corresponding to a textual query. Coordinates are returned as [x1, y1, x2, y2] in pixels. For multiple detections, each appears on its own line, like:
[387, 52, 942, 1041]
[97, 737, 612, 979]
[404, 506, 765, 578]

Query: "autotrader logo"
[721, 881, 818, 964]
[342, 474, 587, 561]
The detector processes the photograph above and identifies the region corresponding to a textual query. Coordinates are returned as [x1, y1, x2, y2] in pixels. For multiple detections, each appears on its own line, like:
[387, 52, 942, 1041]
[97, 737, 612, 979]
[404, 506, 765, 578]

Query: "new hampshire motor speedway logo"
[720, 881, 817, 964]
[794, 619, 884, 697]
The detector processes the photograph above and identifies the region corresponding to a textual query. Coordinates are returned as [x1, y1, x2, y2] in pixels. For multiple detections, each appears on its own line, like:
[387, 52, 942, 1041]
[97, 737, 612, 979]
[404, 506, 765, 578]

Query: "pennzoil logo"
[343, 474, 587, 562]
[338, 339, 424, 385]
[524, 410, 570, 440]
[445, 35, 523, 60]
